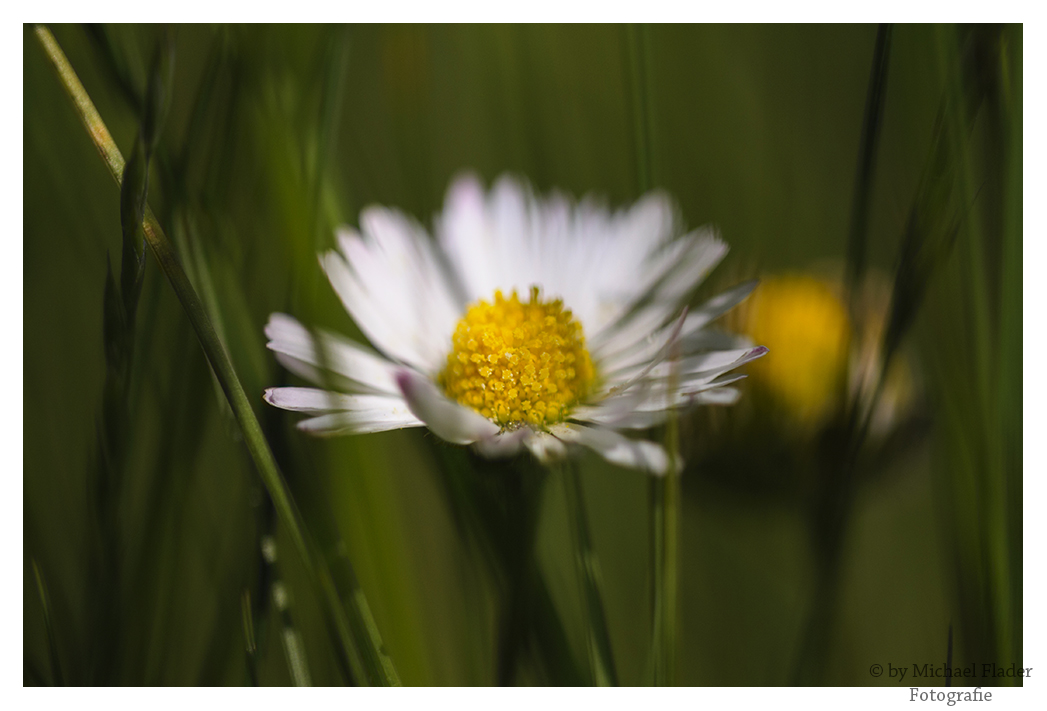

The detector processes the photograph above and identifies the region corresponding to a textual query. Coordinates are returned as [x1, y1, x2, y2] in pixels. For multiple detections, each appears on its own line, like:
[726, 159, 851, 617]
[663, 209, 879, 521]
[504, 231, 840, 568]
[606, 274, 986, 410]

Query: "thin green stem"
[792, 360, 886, 685]
[309, 25, 351, 252]
[845, 24, 893, 320]
[240, 589, 259, 686]
[626, 23, 654, 194]
[628, 20, 677, 686]
[271, 576, 313, 687]
[792, 27, 896, 685]
[561, 461, 619, 686]
[649, 352, 681, 685]
[34, 25, 399, 687]
[428, 442, 586, 685]
[32, 559, 65, 686]
[663, 374, 681, 685]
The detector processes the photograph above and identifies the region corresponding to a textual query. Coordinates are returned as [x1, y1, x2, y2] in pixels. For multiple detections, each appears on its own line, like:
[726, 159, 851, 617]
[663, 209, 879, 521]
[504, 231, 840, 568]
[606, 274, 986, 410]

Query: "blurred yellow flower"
[744, 275, 850, 426]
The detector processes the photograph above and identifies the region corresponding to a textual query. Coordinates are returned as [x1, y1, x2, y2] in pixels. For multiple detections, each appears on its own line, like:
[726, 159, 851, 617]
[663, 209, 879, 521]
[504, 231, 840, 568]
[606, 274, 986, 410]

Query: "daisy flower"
[263, 175, 766, 475]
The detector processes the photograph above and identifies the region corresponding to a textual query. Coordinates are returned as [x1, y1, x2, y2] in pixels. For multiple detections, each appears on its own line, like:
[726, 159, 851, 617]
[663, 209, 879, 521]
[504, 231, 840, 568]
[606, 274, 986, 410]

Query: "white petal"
[437, 176, 684, 337]
[572, 380, 654, 424]
[678, 347, 760, 375]
[688, 386, 741, 405]
[595, 309, 688, 398]
[319, 207, 463, 375]
[322, 244, 417, 367]
[264, 313, 400, 395]
[395, 369, 500, 445]
[297, 411, 425, 436]
[678, 346, 767, 387]
[322, 244, 443, 373]
[596, 280, 757, 373]
[634, 345, 768, 386]
[679, 279, 759, 346]
[472, 428, 530, 458]
[573, 409, 670, 430]
[581, 193, 680, 333]
[636, 375, 748, 410]
[551, 423, 676, 475]
[589, 231, 725, 354]
[575, 374, 744, 428]
[627, 388, 743, 423]
[573, 381, 650, 427]
[524, 431, 567, 463]
[263, 387, 409, 415]
[653, 230, 727, 301]
[357, 209, 462, 349]
[437, 173, 500, 303]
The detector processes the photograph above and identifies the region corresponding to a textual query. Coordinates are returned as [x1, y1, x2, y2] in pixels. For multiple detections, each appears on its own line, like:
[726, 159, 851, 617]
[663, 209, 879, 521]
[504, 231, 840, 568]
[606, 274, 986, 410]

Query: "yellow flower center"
[440, 287, 595, 429]
[744, 275, 850, 425]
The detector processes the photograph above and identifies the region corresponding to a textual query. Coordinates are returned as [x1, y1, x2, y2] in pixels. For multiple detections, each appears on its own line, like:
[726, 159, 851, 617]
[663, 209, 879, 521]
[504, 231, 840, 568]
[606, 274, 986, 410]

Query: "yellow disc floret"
[440, 287, 595, 429]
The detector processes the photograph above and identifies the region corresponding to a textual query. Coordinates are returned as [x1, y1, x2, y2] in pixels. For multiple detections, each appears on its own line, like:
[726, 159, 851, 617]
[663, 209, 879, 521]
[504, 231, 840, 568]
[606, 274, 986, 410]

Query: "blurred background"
[23, 24, 1022, 686]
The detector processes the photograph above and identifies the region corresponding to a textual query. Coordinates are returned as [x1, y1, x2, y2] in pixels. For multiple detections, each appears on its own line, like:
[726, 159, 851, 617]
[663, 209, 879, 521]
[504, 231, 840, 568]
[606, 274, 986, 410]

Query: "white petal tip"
[473, 428, 530, 459]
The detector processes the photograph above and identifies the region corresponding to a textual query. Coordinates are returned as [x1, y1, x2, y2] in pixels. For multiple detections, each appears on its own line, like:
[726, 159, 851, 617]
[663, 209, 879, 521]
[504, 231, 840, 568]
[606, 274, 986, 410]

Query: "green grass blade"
[998, 25, 1022, 668]
[845, 24, 893, 314]
[34, 25, 400, 687]
[32, 559, 65, 686]
[935, 24, 1014, 679]
[562, 462, 619, 686]
[626, 23, 654, 194]
[309, 24, 352, 251]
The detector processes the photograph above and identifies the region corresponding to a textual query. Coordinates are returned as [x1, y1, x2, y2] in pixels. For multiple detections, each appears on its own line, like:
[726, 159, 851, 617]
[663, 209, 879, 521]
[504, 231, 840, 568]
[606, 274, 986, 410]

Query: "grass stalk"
[240, 589, 259, 686]
[998, 26, 1022, 669]
[34, 25, 399, 687]
[628, 19, 678, 687]
[561, 462, 619, 686]
[264, 534, 313, 687]
[32, 559, 65, 686]
[792, 26, 898, 685]
[845, 24, 893, 319]
[309, 25, 351, 252]
[626, 23, 654, 194]
[934, 23, 1016, 679]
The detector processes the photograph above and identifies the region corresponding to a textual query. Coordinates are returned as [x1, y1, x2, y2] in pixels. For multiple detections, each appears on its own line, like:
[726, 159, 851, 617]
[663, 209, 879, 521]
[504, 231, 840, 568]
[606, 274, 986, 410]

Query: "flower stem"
[561, 461, 619, 686]
[34, 25, 399, 687]
[650, 355, 681, 685]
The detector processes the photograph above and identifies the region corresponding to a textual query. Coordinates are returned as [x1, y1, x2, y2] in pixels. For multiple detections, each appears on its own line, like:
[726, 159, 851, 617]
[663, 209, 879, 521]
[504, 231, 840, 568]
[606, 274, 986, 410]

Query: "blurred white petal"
[524, 431, 568, 463]
[297, 410, 425, 436]
[395, 369, 500, 445]
[263, 387, 408, 415]
[551, 423, 676, 475]
[265, 313, 400, 395]
[473, 428, 530, 459]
